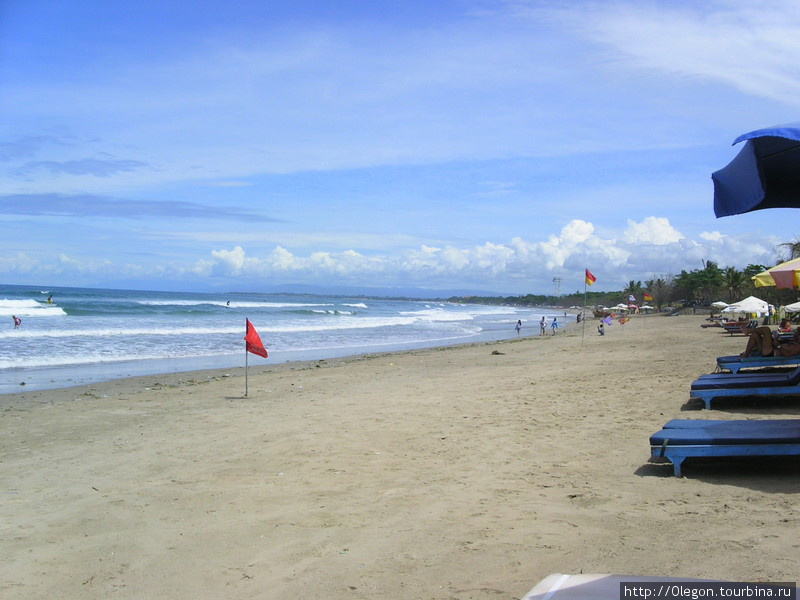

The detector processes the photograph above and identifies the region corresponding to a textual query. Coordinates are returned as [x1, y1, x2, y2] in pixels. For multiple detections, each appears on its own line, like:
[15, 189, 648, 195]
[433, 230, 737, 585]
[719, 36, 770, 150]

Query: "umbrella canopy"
[723, 295, 769, 315]
[752, 257, 800, 289]
[711, 300, 729, 309]
[712, 122, 800, 217]
[784, 301, 800, 313]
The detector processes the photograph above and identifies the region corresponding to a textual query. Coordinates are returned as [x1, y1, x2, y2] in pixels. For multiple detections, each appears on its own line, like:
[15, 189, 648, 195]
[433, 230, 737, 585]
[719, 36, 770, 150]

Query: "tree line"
[447, 260, 800, 312]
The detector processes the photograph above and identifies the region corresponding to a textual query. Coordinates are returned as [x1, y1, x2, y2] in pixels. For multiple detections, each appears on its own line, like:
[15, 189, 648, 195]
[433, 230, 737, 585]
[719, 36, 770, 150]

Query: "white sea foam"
[2, 349, 231, 370]
[137, 300, 333, 308]
[0, 314, 445, 339]
[399, 308, 477, 321]
[0, 326, 242, 339]
[0, 285, 556, 393]
[0, 299, 66, 317]
[0, 299, 42, 308]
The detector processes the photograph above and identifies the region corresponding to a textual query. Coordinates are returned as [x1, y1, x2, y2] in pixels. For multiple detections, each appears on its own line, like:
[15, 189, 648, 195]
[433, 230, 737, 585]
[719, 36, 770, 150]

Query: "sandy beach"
[2, 313, 798, 599]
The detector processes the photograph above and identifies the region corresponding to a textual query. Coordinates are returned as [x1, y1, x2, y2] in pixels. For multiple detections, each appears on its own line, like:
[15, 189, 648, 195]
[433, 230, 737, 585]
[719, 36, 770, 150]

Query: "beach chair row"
[649, 345, 800, 477]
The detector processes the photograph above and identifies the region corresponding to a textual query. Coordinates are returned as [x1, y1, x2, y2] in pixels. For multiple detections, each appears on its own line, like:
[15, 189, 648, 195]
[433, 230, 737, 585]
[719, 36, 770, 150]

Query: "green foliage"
[447, 257, 800, 310]
[777, 239, 800, 260]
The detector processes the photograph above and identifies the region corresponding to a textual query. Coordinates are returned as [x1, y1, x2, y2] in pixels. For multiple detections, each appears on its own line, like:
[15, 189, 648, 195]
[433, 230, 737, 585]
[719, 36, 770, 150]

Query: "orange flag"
[585, 269, 596, 286]
[244, 319, 268, 358]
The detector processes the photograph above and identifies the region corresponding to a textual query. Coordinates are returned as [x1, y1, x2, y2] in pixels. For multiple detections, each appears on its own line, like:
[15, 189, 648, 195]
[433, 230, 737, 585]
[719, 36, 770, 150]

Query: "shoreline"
[1, 334, 540, 408]
[3, 313, 798, 600]
[1, 313, 577, 395]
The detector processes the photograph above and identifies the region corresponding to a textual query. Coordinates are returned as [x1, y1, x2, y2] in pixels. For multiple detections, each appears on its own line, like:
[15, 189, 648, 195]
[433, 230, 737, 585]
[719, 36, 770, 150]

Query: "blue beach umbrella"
[712, 122, 800, 217]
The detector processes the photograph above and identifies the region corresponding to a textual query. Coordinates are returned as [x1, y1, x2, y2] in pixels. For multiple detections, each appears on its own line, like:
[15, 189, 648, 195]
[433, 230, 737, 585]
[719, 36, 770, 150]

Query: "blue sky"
[2, 0, 800, 295]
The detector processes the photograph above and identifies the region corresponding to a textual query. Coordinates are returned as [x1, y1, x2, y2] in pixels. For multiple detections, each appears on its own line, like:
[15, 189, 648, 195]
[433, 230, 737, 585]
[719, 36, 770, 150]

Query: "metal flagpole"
[581, 278, 587, 343]
[245, 334, 249, 397]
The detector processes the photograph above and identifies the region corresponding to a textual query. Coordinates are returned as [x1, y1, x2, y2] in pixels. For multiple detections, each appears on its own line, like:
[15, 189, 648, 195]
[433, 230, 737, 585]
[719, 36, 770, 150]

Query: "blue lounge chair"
[690, 365, 800, 409]
[716, 354, 800, 373]
[650, 419, 800, 476]
[720, 319, 759, 336]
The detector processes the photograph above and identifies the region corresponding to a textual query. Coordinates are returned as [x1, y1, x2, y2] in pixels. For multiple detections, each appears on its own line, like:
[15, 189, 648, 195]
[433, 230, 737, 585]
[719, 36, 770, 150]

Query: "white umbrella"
[711, 301, 729, 309]
[784, 301, 800, 313]
[724, 295, 769, 316]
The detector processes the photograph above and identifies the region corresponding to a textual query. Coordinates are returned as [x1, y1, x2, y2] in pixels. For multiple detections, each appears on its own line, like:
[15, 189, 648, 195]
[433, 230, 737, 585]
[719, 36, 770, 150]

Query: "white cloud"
[185, 217, 775, 291]
[623, 217, 684, 245]
[535, 1, 800, 106]
[0, 214, 784, 292]
[0, 252, 41, 275]
[210, 246, 247, 275]
[700, 231, 725, 242]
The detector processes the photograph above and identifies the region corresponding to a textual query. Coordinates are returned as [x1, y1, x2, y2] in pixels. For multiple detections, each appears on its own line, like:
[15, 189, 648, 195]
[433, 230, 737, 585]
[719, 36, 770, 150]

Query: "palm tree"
[777, 238, 800, 260]
[645, 276, 673, 311]
[623, 280, 643, 303]
[723, 266, 746, 302]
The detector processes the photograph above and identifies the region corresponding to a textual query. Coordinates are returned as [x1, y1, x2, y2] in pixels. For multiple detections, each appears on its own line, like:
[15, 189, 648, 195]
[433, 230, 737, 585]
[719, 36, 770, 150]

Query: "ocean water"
[0, 285, 569, 393]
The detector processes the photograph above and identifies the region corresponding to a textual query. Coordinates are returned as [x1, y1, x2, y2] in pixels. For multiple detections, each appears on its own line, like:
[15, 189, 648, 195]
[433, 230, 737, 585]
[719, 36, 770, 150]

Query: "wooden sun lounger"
[715, 354, 800, 373]
[649, 419, 800, 477]
[690, 365, 800, 409]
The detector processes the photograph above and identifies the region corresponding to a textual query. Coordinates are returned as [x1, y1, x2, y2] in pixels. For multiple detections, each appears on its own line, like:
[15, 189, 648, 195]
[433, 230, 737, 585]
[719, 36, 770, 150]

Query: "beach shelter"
[752, 257, 800, 289]
[784, 301, 800, 313]
[713, 122, 800, 217]
[711, 301, 729, 309]
[723, 295, 769, 316]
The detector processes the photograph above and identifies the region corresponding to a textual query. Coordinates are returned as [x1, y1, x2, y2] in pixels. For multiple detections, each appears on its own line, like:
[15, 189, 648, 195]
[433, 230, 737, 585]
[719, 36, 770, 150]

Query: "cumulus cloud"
[1, 216, 781, 292]
[0, 252, 41, 275]
[623, 216, 683, 245]
[700, 231, 725, 242]
[209, 246, 248, 275]
[187, 216, 770, 290]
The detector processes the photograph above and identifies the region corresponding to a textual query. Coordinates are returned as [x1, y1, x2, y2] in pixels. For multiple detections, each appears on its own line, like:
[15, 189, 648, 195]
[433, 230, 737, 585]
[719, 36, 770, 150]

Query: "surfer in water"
[12, 315, 21, 329]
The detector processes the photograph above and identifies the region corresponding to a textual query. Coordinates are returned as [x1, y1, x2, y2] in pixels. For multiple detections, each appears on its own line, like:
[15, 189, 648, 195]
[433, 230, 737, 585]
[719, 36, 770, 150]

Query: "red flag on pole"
[585, 268, 596, 286]
[244, 319, 268, 358]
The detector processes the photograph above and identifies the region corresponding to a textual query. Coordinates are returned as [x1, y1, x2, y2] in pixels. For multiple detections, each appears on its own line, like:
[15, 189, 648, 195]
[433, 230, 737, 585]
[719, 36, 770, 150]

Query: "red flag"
[643, 292, 653, 302]
[244, 319, 268, 358]
[585, 268, 596, 286]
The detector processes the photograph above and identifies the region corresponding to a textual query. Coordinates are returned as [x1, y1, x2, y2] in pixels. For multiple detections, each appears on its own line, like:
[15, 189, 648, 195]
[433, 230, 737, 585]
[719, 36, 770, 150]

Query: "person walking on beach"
[551, 316, 558, 335]
[515, 320, 522, 336]
[540, 316, 547, 336]
[12, 315, 21, 329]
